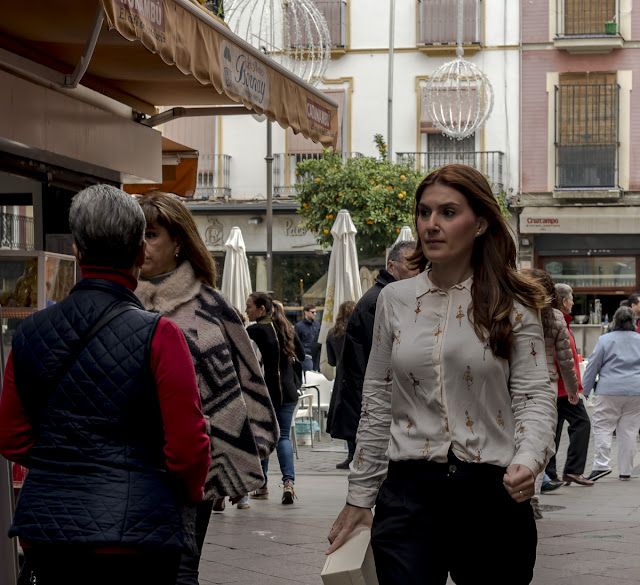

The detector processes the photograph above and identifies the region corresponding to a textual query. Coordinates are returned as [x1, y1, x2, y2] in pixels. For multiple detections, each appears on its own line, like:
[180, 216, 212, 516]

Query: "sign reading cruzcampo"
[221, 40, 270, 109]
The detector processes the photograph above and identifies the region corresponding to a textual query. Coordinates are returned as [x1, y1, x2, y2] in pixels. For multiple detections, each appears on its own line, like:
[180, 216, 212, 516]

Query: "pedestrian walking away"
[325, 300, 357, 468]
[247, 293, 305, 505]
[135, 192, 278, 584]
[326, 240, 418, 469]
[0, 185, 211, 585]
[581, 306, 640, 482]
[327, 164, 557, 585]
[545, 283, 594, 487]
[527, 269, 580, 518]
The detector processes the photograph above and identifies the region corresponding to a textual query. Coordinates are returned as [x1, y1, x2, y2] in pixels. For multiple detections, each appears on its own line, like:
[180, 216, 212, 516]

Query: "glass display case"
[543, 256, 637, 290]
[1, 250, 76, 376]
[1, 250, 76, 497]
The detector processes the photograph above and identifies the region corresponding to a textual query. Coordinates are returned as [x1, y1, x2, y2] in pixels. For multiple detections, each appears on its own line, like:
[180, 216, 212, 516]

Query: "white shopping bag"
[321, 528, 379, 585]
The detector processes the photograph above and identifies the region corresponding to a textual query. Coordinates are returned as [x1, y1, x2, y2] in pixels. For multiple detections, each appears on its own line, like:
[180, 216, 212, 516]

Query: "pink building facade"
[518, 0, 640, 330]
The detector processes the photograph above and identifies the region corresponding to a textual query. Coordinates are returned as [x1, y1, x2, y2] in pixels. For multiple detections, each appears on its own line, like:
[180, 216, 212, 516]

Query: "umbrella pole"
[266, 119, 273, 292]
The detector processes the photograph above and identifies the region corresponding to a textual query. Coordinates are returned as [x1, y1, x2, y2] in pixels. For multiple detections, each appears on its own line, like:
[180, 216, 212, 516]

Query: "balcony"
[554, 145, 620, 198]
[0, 212, 34, 251]
[193, 154, 231, 200]
[274, 152, 363, 197]
[554, 0, 623, 53]
[417, 0, 482, 57]
[396, 151, 504, 193]
[554, 82, 620, 198]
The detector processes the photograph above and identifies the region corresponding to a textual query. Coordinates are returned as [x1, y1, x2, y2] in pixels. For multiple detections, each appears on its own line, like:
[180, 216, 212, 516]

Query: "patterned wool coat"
[136, 261, 279, 499]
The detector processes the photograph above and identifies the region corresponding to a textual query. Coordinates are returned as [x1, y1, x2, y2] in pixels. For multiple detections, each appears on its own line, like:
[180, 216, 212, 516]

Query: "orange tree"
[295, 135, 424, 258]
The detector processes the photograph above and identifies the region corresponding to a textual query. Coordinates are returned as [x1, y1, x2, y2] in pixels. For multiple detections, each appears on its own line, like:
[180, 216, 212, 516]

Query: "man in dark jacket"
[328, 240, 418, 468]
[295, 303, 321, 373]
[0, 185, 210, 585]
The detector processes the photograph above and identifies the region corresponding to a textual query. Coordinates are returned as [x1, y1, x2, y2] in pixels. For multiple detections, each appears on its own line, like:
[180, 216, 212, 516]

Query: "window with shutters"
[289, 1, 347, 51]
[556, 0, 618, 37]
[417, 0, 481, 49]
[555, 72, 619, 189]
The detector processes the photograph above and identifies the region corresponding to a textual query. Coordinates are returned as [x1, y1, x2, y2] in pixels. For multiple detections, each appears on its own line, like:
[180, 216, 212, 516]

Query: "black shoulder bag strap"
[47, 303, 139, 398]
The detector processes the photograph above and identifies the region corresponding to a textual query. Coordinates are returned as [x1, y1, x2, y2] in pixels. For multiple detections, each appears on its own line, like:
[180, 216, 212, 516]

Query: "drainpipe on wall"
[387, 0, 395, 161]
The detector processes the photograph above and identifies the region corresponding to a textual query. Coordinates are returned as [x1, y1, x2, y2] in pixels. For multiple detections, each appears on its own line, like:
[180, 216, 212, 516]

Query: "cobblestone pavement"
[199, 402, 640, 585]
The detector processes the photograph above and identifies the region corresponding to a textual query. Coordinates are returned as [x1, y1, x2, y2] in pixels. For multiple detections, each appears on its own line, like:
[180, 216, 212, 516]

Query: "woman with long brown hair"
[527, 268, 579, 517]
[134, 193, 278, 584]
[328, 165, 557, 584]
[326, 300, 357, 468]
[246, 293, 305, 505]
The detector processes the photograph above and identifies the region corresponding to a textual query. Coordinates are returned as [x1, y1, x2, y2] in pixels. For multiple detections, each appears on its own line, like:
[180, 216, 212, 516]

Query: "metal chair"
[291, 391, 315, 455]
[300, 370, 333, 440]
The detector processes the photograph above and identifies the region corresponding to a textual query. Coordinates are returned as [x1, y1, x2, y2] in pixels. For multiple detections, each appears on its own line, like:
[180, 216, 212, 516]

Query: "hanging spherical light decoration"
[224, 0, 331, 87]
[424, 57, 494, 140]
[423, 0, 494, 140]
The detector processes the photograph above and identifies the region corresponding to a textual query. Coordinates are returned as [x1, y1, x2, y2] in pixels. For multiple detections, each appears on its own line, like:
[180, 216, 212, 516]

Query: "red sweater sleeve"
[0, 352, 36, 463]
[151, 317, 210, 503]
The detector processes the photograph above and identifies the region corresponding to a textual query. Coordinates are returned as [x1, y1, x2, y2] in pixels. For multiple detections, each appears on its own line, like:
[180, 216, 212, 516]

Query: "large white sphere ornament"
[425, 57, 494, 140]
[224, 0, 331, 86]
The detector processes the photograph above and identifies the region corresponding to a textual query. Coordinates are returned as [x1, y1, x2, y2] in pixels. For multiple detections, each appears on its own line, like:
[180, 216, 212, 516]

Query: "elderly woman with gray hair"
[582, 306, 640, 482]
[0, 185, 211, 585]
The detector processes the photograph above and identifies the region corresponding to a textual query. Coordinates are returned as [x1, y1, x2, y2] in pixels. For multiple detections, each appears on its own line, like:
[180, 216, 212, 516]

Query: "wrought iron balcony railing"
[556, 0, 619, 37]
[194, 154, 231, 200]
[274, 152, 363, 197]
[0, 212, 34, 251]
[555, 83, 619, 189]
[396, 151, 504, 193]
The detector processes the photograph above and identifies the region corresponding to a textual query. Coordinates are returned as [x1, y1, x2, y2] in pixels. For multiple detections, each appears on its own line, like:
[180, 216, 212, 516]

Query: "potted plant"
[605, 15, 617, 35]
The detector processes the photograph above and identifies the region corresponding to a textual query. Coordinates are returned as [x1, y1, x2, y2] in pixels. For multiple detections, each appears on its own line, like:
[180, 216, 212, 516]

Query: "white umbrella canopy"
[318, 210, 362, 379]
[394, 225, 415, 245]
[220, 226, 253, 313]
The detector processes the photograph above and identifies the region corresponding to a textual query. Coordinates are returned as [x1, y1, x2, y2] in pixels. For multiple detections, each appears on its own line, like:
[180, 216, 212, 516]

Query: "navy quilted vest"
[9, 278, 184, 549]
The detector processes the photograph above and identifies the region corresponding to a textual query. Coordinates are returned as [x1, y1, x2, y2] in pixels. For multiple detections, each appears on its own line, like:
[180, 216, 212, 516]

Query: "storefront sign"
[520, 207, 640, 235]
[523, 217, 561, 233]
[204, 218, 224, 248]
[195, 214, 321, 252]
[114, 0, 166, 38]
[284, 219, 308, 237]
[221, 41, 270, 108]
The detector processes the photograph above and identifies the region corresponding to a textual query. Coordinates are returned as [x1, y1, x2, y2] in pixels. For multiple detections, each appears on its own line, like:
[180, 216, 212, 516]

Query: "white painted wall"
[217, 0, 520, 198]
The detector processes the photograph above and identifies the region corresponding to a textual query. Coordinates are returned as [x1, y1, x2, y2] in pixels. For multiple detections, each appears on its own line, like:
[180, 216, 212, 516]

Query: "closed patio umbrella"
[221, 226, 252, 313]
[318, 209, 362, 379]
[394, 225, 414, 245]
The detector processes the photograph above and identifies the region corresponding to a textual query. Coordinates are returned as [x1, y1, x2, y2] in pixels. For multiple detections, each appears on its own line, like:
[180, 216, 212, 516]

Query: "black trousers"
[22, 546, 181, 585]
[371, 455, 537, 585]
[176, 498, 215, 585]
[545, 396, 591, 478]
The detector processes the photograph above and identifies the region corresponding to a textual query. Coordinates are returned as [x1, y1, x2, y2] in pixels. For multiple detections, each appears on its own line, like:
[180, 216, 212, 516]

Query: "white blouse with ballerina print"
[347, 271, 557, 509]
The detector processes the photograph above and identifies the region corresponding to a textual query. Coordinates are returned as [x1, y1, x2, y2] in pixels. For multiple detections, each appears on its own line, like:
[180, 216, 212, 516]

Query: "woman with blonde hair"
[328, 165, 557, 584]
[135, 192, 278, 584]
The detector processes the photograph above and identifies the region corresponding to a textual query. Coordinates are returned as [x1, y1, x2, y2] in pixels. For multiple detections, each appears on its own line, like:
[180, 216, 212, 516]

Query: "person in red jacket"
[0, 185, 210, 585]
[544, 283, 594, 486]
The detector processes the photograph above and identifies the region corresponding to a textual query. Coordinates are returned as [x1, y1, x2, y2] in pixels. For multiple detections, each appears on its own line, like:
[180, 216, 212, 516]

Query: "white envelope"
[321, 528, 379, 585]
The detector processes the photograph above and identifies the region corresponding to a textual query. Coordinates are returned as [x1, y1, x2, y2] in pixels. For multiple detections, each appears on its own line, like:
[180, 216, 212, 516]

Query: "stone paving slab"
[199, 406, 640, 584]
